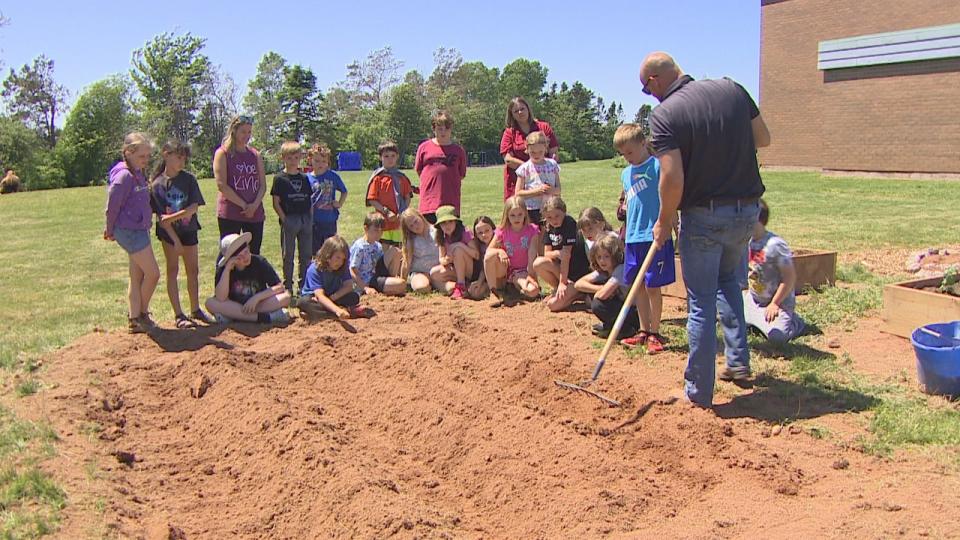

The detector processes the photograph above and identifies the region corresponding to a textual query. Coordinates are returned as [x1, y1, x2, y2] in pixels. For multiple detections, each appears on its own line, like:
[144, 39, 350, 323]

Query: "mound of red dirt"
[21, 295, 960, 538]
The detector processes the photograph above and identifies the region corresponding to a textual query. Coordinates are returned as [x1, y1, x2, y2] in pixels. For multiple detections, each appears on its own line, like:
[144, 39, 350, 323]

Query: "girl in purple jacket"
[104, 132, 160, 334]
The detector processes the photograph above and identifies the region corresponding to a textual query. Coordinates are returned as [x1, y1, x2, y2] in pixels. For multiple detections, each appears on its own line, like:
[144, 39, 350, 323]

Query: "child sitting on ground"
[205, 232, 291, 324]
[533, 196, 582, 312]
[366, 141, 414, 246]
[298, 235, 372, 320]
[614, 123, 676, 354]
[570, 207, 619, 297]
[399, 208, 442, 293]
[349, 213, 406, 296]
[429, 205, 480, 299]
[744, 199, 806, 343]
[574, 234, 640, 340]
[484, 196, 540, 307]
[467, 216, 496, 300]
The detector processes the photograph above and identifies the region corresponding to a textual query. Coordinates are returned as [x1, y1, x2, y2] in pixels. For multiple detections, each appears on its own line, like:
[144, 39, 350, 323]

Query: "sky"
[0, 1, 761, 124]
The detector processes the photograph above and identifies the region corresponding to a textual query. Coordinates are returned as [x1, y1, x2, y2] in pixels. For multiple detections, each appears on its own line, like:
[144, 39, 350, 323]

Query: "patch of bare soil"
[14, 294, 960, 539]
[842, 246, 960, 280]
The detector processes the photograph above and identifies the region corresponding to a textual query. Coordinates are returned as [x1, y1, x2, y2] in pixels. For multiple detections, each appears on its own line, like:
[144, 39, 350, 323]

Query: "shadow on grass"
[714, 372, 880, 422]
[751, 339, 835, 362]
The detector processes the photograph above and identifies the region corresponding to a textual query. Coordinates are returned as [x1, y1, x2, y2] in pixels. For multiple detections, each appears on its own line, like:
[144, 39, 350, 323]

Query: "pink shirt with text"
[494, 223, 539, 271]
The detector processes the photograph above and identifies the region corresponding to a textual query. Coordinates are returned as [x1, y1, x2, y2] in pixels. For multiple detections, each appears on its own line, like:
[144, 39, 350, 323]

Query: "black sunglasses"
[641, 75, 657, 96]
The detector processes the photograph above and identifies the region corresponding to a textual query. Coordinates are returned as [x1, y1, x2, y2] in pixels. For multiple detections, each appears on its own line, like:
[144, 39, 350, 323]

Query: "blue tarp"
[337, 152, 362, 171]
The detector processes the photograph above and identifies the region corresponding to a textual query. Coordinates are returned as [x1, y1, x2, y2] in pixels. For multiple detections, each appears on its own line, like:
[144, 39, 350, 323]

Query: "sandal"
[175, 313, 197, 329]
[128, 317, 146, 334]
[191, 309, 215, 325]
[138, 312, 156, 329]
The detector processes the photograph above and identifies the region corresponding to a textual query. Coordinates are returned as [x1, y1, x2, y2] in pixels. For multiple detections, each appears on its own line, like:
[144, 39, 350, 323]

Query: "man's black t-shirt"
[649, 75, 764, 209]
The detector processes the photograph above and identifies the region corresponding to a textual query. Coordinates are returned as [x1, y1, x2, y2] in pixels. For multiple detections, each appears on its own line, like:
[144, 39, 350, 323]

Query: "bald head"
[641, 52, 682, 81]
[640, 52, 682, 100]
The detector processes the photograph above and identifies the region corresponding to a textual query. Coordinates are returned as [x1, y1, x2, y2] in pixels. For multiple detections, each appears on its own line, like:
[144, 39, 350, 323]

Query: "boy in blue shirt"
[307, 143, 348, 254]
[614, 124, 676, 353]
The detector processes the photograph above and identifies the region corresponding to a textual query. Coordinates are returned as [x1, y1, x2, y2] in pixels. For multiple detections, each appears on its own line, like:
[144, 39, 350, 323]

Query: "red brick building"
[759, 0, 960, 174]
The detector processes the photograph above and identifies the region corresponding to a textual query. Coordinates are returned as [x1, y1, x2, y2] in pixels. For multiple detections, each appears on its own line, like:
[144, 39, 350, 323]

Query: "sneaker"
[268, 309, 290, 324]
[646, 333, 666, 355]
[591, 323, 604, 336]
[451, 283, 466, 300]
[348, 305, 374, 319]
[214, 313, 232, 325]
[718, 365, 752, 382]
[620, 331, 650, 349]
[191, 309, 215, 325]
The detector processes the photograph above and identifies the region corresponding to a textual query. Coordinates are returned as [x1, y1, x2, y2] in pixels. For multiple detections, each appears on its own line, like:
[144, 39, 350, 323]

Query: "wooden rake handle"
[588, 241, 661, 382]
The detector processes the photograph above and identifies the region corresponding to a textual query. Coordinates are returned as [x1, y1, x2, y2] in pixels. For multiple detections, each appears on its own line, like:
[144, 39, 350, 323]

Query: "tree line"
[1, 30, 654, 190]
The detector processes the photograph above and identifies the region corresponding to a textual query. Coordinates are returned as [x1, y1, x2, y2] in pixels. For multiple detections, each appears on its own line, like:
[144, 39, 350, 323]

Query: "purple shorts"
[624, 239, 676, 288]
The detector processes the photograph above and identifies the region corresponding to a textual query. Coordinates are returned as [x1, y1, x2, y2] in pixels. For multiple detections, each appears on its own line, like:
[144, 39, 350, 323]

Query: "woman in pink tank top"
[213, 115, 267, 253]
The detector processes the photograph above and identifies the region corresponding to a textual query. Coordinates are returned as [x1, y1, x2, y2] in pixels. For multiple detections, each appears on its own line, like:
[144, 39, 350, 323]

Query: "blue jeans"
[679, 202, 759, 407]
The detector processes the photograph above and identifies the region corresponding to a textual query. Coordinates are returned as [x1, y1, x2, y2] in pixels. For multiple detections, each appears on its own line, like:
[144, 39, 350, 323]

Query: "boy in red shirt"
[365, 141, 414, 246]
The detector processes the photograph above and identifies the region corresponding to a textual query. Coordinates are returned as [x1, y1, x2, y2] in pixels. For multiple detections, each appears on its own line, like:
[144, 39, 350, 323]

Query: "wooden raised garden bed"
[881, 276, 960, 338]
[663, 249, 838, 299]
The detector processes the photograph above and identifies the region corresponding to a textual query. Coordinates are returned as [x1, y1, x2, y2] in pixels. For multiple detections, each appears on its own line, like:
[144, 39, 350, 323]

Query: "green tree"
[426, 54, 502, 157]
[194, 65, 238, 177]
[385, 79, 429, 162]
[0, 115, 53, 189]
[634, 104, 652, 134]
[243, 51, 287, 152]
[278, 64, 323, 143]
[342, 46, 404, 109]
[499, 58, 547, 104]
[130, 32, 211, 142]
[345, 107, 388, 169]
[1, 54, 69, 146]
[56, 75, 136, 187]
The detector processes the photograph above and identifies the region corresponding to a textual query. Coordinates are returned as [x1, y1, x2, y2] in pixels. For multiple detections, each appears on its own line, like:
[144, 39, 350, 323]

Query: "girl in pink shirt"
[483, 196, 540, 307]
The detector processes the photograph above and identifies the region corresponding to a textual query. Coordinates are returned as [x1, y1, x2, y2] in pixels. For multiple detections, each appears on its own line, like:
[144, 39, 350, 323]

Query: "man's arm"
[752, 114, 771, 149]
[652, 149, 684, 249]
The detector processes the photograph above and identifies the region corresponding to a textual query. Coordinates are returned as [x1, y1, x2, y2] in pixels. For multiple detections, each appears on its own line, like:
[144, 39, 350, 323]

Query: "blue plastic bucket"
[910, 321, 960, 397]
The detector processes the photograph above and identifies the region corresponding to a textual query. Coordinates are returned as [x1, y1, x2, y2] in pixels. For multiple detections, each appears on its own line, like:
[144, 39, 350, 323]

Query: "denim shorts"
[114, 227, 151, 254]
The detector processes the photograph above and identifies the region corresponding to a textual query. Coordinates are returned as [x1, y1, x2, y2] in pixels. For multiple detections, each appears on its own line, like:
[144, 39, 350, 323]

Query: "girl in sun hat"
[205, 232, 291, 325]
[104, 132, 161, 334]
[429, 205, 480, 299]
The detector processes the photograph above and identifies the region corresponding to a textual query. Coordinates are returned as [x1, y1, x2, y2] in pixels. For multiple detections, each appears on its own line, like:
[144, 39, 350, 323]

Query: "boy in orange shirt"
[365, 141, 414, 246]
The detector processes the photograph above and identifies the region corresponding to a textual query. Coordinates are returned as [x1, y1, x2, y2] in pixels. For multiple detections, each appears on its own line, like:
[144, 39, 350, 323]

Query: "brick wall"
[759, 0, 960, 173]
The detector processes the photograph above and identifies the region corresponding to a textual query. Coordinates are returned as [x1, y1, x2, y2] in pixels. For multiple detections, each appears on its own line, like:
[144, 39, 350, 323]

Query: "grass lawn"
[1, 160, 959, 536]
[2, 161, 958, 360]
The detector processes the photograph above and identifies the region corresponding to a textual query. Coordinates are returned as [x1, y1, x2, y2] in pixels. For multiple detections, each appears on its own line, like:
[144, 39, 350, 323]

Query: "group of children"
[109, 117, 804, 349]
